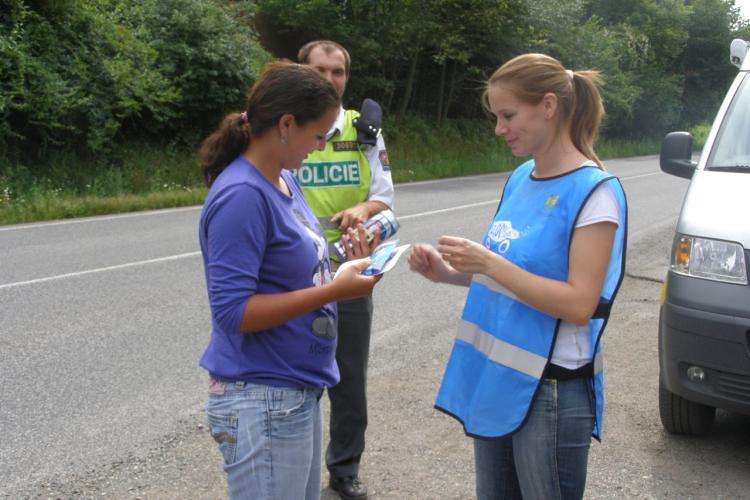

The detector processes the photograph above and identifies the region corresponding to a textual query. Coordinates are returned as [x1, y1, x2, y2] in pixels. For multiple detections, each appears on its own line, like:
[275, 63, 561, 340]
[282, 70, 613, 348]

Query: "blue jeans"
[474, 378, 595, 500]
[206, 380, 324, 500]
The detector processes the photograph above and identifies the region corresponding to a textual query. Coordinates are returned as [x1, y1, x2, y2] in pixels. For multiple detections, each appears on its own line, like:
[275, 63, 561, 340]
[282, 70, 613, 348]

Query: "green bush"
[0, 0, 267, 164]
[386, 114, 517, 182]
[689, 122, 711, 148]
[1, 1, 174, 158]
[105, 0, 268, 142]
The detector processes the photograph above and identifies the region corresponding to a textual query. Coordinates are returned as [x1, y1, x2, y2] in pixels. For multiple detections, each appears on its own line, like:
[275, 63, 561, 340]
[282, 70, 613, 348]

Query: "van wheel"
[659, 381, 715, 435]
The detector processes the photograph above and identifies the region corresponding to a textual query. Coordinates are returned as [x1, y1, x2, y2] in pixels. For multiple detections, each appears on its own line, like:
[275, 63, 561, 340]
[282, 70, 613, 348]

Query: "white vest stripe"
[470, 278, 605, 376]
[472, 274, 520, 302]
[457, 320, 547, 378]
[472, 274, 604, 375]
[594, 351, 603, 374]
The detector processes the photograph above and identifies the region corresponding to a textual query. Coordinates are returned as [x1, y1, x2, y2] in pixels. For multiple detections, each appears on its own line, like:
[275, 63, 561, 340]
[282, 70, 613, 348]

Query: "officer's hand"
[331, 205, 369, 231]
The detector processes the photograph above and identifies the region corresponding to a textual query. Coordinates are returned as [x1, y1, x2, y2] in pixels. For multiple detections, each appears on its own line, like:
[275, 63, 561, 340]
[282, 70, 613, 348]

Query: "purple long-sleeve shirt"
[198, 156, 339, 388]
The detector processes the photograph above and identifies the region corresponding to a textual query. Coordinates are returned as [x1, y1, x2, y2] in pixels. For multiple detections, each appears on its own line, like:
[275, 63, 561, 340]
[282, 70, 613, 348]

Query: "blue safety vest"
[435, 160, 627, 440]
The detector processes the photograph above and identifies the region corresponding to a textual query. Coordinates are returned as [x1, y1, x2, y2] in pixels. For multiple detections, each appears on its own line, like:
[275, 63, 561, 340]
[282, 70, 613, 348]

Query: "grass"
[597, 137, 661, 160]
[387, 117, 660, 183]
[388, 118, 518, 183]
[0, 143, 206, 225]
[0, 118, 663, 226]
[0, 190, 206, 225]
[689, 123, 712, 148]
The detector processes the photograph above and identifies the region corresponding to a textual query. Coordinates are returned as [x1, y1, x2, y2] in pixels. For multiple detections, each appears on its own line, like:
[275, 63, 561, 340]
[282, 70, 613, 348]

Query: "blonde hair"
[483, 53, 605, 167]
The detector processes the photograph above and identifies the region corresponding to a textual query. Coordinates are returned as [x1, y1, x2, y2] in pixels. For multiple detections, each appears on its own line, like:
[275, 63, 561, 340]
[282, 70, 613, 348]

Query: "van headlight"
[672, 235, 748, 284]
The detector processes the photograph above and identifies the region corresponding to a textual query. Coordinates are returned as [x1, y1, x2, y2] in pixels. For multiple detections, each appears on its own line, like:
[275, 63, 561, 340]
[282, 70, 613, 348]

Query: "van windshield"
[707, 73, 750, 172]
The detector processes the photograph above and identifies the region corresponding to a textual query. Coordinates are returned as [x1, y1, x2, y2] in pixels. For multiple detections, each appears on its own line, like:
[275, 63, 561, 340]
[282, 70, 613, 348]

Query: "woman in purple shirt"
[197, 62, 381, 500]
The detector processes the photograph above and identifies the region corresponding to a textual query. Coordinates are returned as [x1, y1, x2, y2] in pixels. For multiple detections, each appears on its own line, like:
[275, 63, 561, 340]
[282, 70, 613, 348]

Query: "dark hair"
[297, 40, 351, 78]
[199, 61, 341, 187]
[482, 53, 606, 167]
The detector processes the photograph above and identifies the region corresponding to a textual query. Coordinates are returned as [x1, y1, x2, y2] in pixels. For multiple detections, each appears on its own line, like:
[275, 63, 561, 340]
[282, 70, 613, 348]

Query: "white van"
[658, 39, 750, 435]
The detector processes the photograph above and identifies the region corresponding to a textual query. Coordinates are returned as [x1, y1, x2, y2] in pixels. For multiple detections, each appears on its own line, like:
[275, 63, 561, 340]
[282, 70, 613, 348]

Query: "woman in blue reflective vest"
[408, 53, 627, 500]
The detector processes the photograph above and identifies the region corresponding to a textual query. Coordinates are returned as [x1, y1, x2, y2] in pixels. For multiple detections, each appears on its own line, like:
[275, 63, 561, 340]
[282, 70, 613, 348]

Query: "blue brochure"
[334, 240, 411, 279]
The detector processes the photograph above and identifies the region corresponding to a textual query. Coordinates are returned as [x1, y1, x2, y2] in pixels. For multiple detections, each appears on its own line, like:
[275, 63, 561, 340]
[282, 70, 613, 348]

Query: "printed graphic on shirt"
[294, 161, 361, 187]
[311, 317, 336, 342]
[379, 149, 390, 171]
[291, 208, 332, 287]
[484, 220, 521, 254]
[333, 140, 359, 152]
[292, 208, 336, 342]
[545, 194, 559, 209]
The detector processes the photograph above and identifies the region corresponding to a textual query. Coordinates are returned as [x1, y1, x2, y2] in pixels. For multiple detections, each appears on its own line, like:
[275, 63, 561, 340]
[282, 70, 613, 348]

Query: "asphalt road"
[2, 155, 749, 499]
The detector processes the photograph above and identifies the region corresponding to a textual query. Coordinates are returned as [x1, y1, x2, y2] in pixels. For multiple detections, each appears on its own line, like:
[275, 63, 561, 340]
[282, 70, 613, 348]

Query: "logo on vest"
[545, 194, 559, 209]
[486, 220, 520, 254]
[294, 161, 361, 187]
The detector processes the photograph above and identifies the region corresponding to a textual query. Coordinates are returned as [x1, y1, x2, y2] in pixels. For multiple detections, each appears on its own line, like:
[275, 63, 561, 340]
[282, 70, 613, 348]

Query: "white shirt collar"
[326, 106, 346, 140]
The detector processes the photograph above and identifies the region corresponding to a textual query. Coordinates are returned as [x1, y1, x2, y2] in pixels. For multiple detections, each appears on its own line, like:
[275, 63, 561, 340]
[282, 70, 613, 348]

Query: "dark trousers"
[326, 296, 373, 478]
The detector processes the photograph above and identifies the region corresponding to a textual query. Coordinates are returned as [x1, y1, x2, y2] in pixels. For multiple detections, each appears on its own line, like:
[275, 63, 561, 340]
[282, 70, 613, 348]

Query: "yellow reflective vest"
[292, 109, 372, 253]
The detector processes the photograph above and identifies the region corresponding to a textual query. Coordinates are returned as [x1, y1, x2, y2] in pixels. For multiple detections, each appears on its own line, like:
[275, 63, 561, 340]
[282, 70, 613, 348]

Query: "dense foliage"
[1, 0, 749, 173]
[0, 0, 267, 164]
[255, 0, 750, 137]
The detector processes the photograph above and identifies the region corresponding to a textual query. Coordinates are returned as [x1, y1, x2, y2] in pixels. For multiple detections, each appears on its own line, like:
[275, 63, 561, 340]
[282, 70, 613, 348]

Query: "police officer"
[296, 40, 394, 500]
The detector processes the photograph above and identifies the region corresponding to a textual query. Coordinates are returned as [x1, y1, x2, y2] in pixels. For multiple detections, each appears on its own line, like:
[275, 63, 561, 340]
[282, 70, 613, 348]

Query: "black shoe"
[329, 475, 368, 500]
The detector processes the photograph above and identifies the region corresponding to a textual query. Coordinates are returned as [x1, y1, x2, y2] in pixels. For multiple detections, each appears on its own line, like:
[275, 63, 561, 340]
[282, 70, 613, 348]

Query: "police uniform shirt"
[326, 107, 395, 210]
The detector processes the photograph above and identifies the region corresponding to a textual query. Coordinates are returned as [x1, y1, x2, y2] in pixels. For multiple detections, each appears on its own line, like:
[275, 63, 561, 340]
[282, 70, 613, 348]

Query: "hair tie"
[566, 69, 575, 81]
[240, 111, 248, 124]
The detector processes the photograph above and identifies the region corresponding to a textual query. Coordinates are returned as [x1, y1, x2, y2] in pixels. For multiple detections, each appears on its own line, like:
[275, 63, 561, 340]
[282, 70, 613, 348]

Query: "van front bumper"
[659, 272, 750, 415]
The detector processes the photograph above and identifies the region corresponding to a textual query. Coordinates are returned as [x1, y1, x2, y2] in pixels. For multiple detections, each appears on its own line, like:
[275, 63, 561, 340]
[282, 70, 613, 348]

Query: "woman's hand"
[408, 243, 448, 283]
[330, 258, 382, 300]
[408, 243, 471, 286]
[241, 258, 381, 333]
[341, 224, 381, 260]
[436, 236, 493, 275]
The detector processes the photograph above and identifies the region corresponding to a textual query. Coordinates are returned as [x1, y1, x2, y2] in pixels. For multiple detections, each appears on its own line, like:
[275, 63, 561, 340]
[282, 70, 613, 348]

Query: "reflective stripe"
[472, 274, 519, 302]
[473, 273, 604, 376]
[457, 319, 547, 378]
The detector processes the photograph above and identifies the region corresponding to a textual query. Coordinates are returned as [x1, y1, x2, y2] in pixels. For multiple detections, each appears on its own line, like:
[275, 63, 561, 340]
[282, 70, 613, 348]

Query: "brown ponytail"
[199, 61, 341, 187]
[199, 113, 251, 187]
[482, 53, 605, 168]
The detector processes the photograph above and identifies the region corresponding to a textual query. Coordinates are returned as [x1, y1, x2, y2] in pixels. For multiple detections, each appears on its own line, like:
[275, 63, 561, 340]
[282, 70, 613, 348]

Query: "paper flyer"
[333, 240, 411, 279]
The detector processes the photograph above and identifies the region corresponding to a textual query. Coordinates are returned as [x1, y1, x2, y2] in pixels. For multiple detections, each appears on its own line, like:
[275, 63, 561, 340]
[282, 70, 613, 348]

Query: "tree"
[428, 0, 522, 127]
[253, 0, 527, 123]
[679, 0, 741, 124]
[586, 0, 692, 135]
[0, 0, 266, 164]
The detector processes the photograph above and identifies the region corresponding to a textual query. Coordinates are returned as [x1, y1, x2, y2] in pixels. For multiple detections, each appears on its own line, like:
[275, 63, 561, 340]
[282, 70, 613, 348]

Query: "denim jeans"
[206, 380, 324, 500]
[474, 378, 595, 500]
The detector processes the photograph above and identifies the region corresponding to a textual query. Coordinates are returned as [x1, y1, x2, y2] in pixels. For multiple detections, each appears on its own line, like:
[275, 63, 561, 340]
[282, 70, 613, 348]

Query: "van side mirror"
[660, 132, 697, 179]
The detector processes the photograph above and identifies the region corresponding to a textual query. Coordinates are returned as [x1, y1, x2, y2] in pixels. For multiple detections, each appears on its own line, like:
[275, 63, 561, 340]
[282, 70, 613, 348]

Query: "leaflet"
[333, 240, 411, 278]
